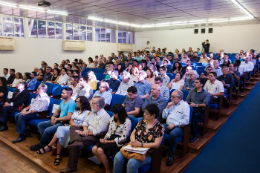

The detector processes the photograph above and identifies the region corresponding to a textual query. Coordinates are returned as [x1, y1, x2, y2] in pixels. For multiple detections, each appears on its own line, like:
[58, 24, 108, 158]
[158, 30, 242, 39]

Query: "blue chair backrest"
[44, 83, 53, 94]
[110, 94, 126, 111]
[189, 106, 193, 122]
[166, 73, 173, 80]
[99, 74, 107, 80]
[129, 116, 139, 132]
[194, 62, 202, 66]
[82, 72, 87, 76]
[181, 90, 189, 101]
[99, 69, 106, 74]
[28, 93, 38, 105]
[92, 68, 100, 74]
[52, 84, 62, 96]
[172, 73, 176, 79]
[6, 87, 17, 99]
[49, 99, 62, 116]
[84, 68, 92, 73]
[106, 111, 114, 117]
[196, 66, 205, 71]
[36, 81, 41, 89]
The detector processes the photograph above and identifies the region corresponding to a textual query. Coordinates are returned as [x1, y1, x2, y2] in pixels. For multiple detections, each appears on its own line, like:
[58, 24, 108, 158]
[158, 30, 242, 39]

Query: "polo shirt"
[134, 80, 151, 97]
[214, 68, 223, 77]
[142, 95, 167, 115]
[123, 96, 143, 113]
[116, 80, 134, 96]
[105, 79, 121, 92]
[204, 79, 224, 98]
[59, 99, 77, 118]
[186, 88, 210, 106]
[217, 74, 235, 88]
[159, 74, 170, 86]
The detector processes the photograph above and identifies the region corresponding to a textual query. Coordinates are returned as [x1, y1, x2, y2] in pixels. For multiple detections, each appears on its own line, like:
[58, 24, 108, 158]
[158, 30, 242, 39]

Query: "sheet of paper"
[7, 92, 13, 99]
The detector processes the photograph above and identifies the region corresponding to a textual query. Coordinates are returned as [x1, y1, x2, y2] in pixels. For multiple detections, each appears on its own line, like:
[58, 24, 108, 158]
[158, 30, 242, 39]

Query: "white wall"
[134, 24, 260, 54]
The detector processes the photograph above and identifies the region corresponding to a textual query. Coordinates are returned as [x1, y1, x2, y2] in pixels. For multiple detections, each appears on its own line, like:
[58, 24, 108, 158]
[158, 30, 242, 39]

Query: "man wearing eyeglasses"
[183, 70, 198, 91]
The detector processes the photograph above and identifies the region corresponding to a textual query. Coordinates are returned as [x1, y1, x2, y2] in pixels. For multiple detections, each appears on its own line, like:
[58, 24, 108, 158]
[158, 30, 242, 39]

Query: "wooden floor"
[0, 75, 259, 173]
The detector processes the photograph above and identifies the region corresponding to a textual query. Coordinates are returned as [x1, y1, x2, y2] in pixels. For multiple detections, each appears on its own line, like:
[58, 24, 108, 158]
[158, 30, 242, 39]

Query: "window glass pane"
[118, 30, 122, 43]
[122, 31, 126, 43]
[100, 28, 105, 42]
[47, 21, 55, 39]
[73, 24, 80, 40]
[3, 16, 14, 37]
[55, 23, 62, 39]
[0, 19, 2, 36]
[28, 19, 37, 38]
[87, 27, 92, 41]
[14, 17, 24, 37]
[2, 6, 12, 15]
[66, 23, 73, 40]
[38, 20, 46, 38]
[106, 29, 111, 42]
[95, 27, 100, 42]
[111, 29, 116, 43]
[81, 25, 86, 41]
[127, 32, 134, 44]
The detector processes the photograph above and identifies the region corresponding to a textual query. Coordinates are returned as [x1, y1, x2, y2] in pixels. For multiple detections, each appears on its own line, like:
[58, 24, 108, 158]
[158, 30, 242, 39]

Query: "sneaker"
[190, 136, 198, 143]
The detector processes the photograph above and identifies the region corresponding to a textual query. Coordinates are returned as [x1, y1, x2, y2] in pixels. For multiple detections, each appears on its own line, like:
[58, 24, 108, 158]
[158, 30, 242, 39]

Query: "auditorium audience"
[60, 97, 110, 173]
[56, 68, 69, 85]
[113, 104, 164, 173]
[134, 71, 151, 98]
[30, 87, 76, 152]
[87, 71, 97, 90]
[181, 60, 191, 75]
[12, 83, 50, 143]
[116, 71, 134, 96]
[183, 70, 197, 90]
[142, 84, 167, 115]
[87, 57, 95, 68]
[162, 90, 190, 166]
[70, 76, 80, 100]
[213, 60, 223, 77]
[92, 104, 131, 173]
[228, 63, 241, 81]
[217, 66, 235, 100]
[155, 77, 170, 101]
[167, 72, 184, 90]
[0, 77, 7, 99]
[186, 77, 210, 143]
[146, 69, 155, 86]
[181, 53, 190, 63]
[172, 62, 182, 74]
[10, 72, 23, 87]
[92, 81, 112, 106]
[199, 53, 210, 63]
[130, 67, 139, 83]
[36, 69, 44, 81]
[0, 82, 30, 131]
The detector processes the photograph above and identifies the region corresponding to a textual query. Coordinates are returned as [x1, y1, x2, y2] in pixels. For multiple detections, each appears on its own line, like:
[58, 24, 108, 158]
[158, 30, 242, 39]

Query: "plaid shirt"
[29, 93, 50, 112]
[28, 78, 37, 90]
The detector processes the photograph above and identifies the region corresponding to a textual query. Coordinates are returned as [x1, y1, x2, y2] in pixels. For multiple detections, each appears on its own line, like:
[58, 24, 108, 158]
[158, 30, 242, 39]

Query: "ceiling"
[2, 0, 260, 31]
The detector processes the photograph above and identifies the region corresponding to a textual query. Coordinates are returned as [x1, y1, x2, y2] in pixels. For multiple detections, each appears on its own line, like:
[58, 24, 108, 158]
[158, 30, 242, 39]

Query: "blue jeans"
[38, 120, 64, 147]
[113, 151, 151, 173]
[164, 124, 184, 158]
[15, 113, 38, 135]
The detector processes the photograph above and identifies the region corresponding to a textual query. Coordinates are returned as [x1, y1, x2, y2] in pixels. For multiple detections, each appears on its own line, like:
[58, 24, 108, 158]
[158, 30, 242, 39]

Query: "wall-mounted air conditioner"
[63, 40, 86, 51]
[117, 44, 133, 52]
[0, 37, 15, 50]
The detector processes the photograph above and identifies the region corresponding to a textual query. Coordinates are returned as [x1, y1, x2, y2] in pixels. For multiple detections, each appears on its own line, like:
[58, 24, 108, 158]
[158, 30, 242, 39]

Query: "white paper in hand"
[52, 104, 59, 113]
[7, 92, 13, 99]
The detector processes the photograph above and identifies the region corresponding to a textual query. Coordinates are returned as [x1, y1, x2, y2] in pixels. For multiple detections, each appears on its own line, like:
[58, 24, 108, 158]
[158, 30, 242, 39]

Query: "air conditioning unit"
[0, 37, 15, 50]
[117, 44, 133, 52]
[63, 40, 86, 51]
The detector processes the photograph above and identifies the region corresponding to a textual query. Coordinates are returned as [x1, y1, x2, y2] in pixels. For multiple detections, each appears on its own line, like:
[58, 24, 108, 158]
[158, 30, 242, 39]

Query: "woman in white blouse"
[167, 72, 184, 90]
[92, 104, 132, 173]
[87, 57, 95, 68]
[10, 72, 23, 87]
[130, 67, 139, 83]
[36, 96, 91, 166]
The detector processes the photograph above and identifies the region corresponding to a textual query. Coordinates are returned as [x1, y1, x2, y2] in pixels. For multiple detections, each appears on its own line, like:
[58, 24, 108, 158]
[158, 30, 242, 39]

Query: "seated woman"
[172, 62, 182, 74]
[146, 69, 155, 86]
[125, 64, 133, 74]
[92, 104, 132, 173]
[149, 63, 158, 77]
[167, 72, 184, 90]
[10, 72, 23, 87]
[0, 77, 7, 100]
[113, 103, 165, 173]
[91, 81, 112, 106]
[87, 71, 97, 90]
[116, 63, 124, 76]
[36, 69, 44, 81]
[87, 57, 95, 68]
[36, 96, 91, 165]
[130, 67, 139, 83]
[24, 72, 37, 91]
[47, 68, 60, 84]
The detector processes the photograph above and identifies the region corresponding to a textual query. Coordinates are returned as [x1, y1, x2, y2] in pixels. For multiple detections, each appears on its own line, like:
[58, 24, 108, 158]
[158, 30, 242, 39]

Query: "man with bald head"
[34, 67, 39, 76]
[141, 84, 167, 115]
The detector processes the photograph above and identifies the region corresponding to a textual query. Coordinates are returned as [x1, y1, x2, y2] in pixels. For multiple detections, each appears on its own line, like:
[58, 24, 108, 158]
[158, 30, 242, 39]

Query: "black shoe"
[25, 132, 31, 137]
[0, 125, 8, 131]
[166, 157, 174, 166]
[12, 135, 26, 143]
[190, 136, 199, 143]
[30, 144, 41, 151]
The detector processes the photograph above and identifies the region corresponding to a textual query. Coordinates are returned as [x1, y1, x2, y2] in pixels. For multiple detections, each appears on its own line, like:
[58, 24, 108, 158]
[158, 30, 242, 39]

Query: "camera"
[202, 42, 205, 46]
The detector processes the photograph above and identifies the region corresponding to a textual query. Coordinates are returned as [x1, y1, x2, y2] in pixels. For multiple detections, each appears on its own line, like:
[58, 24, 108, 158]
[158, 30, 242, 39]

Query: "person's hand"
[130, 140, 142, 147]
[209, 92, 213, 97]
[3, 102, 11, 107]
[167, 124, 175, 130]
[0, 92, 4, 97]
[221, 81, 226, 86]
[51, 116, 57, 125]
[229, 71, 234, 74]
[76, 130, 88, 136]
[166, 102, 174, 109]
[189, 102, 197, 107]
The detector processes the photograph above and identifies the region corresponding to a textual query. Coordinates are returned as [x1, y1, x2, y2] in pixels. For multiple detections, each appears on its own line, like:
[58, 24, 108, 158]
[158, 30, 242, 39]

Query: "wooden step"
[188, 132, 215, 153]
[232, 90, 251, 97]
[209, 106, 237, 117]
[230, 97, 244, 105]
[206, 117, 228, 133]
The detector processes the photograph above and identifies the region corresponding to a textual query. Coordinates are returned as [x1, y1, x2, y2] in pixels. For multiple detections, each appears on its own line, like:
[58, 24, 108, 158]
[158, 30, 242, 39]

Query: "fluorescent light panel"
[88, 16, 103, 21]
[0, 1, 17, 7]
[156, 22, 170, 27]
[230, 0, 254, 18]
[104, 19, 118, 24]
[118, 22, 129, 26]
[47, 10, 68, 16]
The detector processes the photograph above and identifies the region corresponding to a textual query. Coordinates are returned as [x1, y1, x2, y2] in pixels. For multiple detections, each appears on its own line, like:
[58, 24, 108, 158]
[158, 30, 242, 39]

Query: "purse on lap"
[120, 145, 148, 161]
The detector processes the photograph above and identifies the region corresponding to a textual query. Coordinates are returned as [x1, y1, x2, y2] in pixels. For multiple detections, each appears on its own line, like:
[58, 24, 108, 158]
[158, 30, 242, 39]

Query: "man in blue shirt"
[105, 70, 120, 94]
[134, 71, 151, 98]
[29, 87, 76, 152]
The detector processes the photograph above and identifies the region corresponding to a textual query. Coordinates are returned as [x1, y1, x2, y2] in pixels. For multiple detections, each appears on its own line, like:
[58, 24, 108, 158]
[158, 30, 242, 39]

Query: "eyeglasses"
[194, 82, 200, 84]
[91, 102, 97, 105]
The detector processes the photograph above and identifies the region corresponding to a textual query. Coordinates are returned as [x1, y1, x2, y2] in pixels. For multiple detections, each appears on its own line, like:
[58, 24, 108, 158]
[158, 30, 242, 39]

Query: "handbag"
[120, 145, 148, 161]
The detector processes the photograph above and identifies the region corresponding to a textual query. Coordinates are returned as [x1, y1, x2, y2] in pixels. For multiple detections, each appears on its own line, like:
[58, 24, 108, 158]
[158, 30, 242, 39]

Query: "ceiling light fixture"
[19, 5, 45, 12]
[189, 20, 207, 24]
[104, 19, 118, 24]
[208, 19, 229, 23]
[0, 1, 17, 7]
[172, 21, 188, 25]
[87, 16, 104, 21]
[230, 0, 254, 18]
[141, 24, 155, 28]
[130, 24, 141, 28]
[47, 10, 68, 16]
[118, 22, 130, 26]
[155, 22, 171, 27]
[229, 17, 253, 21]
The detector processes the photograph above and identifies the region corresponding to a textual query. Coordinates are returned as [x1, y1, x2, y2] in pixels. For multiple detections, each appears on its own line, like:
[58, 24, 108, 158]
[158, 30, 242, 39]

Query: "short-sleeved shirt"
[71, 110, 90, 125]
[134, 80, 151, 97]
[159, 74, 170, 86]
[204, 79, 224, 98]
[186, 89, 210, 106]
[159, 85, 170, 101]
[183, 78, 196, 90]
[105, 79, 121, 92]
[142, 95, 167, 115]
[58, 99, 77, 118]
[171, 79, 184, 90]
[134, 119, 165, 143]
[123, 96, 143, 113]
[92, 90, 112, 105]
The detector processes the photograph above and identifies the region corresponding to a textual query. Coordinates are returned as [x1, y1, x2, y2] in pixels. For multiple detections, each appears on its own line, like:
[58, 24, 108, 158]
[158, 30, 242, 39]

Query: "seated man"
[92, 81, 112, 106]
[162, 90, 190, 166]
[159, 66, 170, 86]
[3, 68, 9, 80]
[204, 72, 224, 105]
[213, 60, 223, 77]
[27, 72, 37, 91]
[116, 71, 134, 96]
[7, 69, 15, 85]
[200, 65, 213, 82]
[134, 71, 151, 98]
[74, 76, 93, 100]
[183, 70, 198, 91]
[0, 82, 30, 131]
[29, 87, 76, 152]
[190, 52, 200, 63]
[12, 83, 50, 143]
[217, 66, 235, 100]
[122, 86, 143, 117]
[56, 68, 69, 85]
[42, 66, 52, 82]
[155, 77, 170, 101]
[220, 53, 232, 65]
[142, 84, 167, 115]
[98, 59, 106, 69]
[70, 76, 80, 100]
[186, 78, 210, 143]
[181, 60, 191, 75]
[105, 70, 120, 94]
[60, 97, 111, 173]
[228, 63, 241, 87]
[199, 53, 210, 63]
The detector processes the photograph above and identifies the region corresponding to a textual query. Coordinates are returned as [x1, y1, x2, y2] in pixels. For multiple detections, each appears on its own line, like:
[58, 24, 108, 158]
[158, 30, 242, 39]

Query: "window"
[95, 27, 100, 42]
[95, 27, 115, 43]
[14, 17, 24, 37]
[73, 24, 86, 40]
[55, 23, 62, 39]
[47, 21, 55, 39]
[3, 16, 14, 37]
[194, 29, 198, 34]
[38, 20, 46, 38]
[118, 30, 126, 43]
[66, 23, 73, 40]
[0, 19, 2, 36]
[209, 28, 213, 34]
[201, 28, 205, 34]
[127, 32, 134, 44]
[28, 19, 37, 38]
[87, 27, 92, 41]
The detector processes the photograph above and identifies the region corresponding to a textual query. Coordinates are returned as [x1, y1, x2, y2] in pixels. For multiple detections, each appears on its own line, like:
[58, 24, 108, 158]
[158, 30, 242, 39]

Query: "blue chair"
[52, 84, 62, 97]
[36, 81, 41, 90]
[82, 72, 87, 76]
[196, 66, 205, 71]
[194, 62, 202, 66]
[99, 74, 107, 80]
[166, 73, 173, 80]
[28, 93, 38, 104]
[110, 94, 126, 111]
[169, 89, 176, 102]
[106, 111, 113, 117]
[99, 69, 106, 74]
[181, 90, 189, 100]
[92, 68, 100, 74]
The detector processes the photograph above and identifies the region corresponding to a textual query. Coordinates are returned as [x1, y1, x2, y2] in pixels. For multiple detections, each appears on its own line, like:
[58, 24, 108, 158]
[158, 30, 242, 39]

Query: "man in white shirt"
[144, 41, 150, 51]
[162, 90, 190, 166]
[241, 57, 254, 72]
[213, 60, 223, 77]
[159, 66, 170, 86]
[3, 68, 9, 80]
[75, 76, 93, 100]
[57, 68, 69, 85]
[70, 76, 80, 100]
[116, 71, 134, 96]
[61, 97, 111, 173]
[204, 72, 224, 104]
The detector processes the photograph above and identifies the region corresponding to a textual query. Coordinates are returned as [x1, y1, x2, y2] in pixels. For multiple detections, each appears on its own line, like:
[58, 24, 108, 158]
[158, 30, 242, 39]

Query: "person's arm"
[53, 76, 60, 84]
[162, 103, 174, 119]
[157, 98, 168, 115]
[141, 93, 149, 99]
[115, 119, 132, 144]
[233, 73, 240, 81]
[115, 83, 122, 95]
[32, 99, 49, 112]
[141, 99, 148, 112]
[127, 107, 140, 116]
[167, 79, 174, 89]
[55, 112, 73, 121]
[69, 119, 77, 126]
[180, 85, 184, 90]
[175, 103, 190, 126]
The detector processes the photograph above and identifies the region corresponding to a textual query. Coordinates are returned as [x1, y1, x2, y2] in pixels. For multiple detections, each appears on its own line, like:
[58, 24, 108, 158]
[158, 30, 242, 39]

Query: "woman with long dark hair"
[92, 103, 131, 173]
[172, 62, 182, 74]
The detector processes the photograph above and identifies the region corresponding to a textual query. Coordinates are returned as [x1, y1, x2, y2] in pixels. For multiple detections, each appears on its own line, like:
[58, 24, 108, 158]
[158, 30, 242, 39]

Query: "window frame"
[94, 26, 116, 43]
[1, 15, 25, 38]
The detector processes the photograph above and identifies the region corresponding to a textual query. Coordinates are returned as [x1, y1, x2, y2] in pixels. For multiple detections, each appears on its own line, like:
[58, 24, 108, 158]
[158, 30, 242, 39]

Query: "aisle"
[184, 82, 260, 173]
